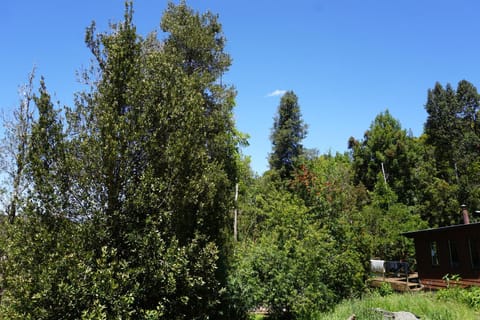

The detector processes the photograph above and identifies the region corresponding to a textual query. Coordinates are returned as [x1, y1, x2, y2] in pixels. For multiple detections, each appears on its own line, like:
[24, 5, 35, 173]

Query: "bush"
[229, 189, 365, 319]
[376, 282, 394, 297]
[437, 286, 480, 311]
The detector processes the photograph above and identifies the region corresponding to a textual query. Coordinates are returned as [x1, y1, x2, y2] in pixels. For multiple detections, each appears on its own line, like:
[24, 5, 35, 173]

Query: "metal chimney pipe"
[461, 204, 470, 224]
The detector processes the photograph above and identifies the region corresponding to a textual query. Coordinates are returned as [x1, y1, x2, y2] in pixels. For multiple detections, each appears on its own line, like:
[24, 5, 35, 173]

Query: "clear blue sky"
[2, 1, 480, 174]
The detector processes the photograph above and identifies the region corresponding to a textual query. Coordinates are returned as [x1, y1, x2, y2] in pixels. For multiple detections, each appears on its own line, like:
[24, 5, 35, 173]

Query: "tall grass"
[315, 292, 480, 320]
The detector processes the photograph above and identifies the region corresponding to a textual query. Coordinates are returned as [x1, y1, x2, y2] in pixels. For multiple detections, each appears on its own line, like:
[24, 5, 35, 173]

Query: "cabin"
[403, 205, 480, 289]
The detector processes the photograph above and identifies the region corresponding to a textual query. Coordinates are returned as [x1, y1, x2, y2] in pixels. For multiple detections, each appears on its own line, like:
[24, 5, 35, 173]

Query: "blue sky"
[2, 1, 480, 174]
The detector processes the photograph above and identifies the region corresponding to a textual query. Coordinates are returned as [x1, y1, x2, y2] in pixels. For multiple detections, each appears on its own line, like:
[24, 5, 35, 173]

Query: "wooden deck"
[419, 278, 480, 290]
[367, 273, 424, 292]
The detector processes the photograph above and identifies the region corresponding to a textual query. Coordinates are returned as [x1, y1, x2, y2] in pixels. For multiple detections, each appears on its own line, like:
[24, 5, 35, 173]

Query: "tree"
[424, 82, 462, 182]
[269, 91, 307, 180]
[408, 135, 460, 227]
[424, 81, 480, 185]
[349, 110, 420, 206]
[27, 77, 69, 220]
[0, 1, 242, 318]
[423, 80, 480, 223]
[75, 1, 240, 317]
[291, 152, 366, 220]
[356, 177, 427, 261]
[0, 69, 35, 223]
[230, 186, 364, 319]
[0, 78, 86, 319]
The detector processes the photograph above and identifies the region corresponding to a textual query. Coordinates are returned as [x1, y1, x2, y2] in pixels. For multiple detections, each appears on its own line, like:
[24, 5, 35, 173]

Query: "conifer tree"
[269, 91, 307, 180]
[423, 80, 480, 222]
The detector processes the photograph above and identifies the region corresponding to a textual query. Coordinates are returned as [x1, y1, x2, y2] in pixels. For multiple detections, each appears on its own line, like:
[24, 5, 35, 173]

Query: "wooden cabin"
[403, 206, 480, 289]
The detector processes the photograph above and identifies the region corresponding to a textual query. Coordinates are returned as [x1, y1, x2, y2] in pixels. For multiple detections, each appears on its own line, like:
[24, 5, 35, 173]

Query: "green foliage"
[1, 1, 241, 318]
[27, 78, 70, 220]
[394, 134, 460, 227]
[230, 186, 365, 319]
[269, 91, 307, 180]
[437, 286, 480, 311]
[376, 282, 394, 297]
[291, 153, 365, 219]
[423, 80, 480, 225]
[349, 110, 420, 206]
[355, 180, 427, 260]
[0, 217, 86, 319]
[466, 287, 480, 311]
[75, 1, 238, 317]
[318, 292, 480, 320]
[442, 273, 462, 288]
[5, 1, 480, 319]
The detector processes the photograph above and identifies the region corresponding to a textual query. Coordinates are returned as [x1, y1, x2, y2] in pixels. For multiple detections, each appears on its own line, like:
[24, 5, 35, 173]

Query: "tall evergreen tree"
[269, 91, 307, 180]
[424, 83, 462, 182]
[424, 80, 480, 215]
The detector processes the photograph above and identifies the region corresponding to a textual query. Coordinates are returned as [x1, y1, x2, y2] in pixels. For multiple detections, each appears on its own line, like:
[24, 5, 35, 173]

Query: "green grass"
[315, 292, 480, 320]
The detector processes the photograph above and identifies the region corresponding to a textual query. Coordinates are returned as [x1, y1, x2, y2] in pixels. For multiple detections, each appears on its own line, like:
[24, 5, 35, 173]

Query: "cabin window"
[448, 240, 460, 268]
[430, 241, 439, 266]
[469, 238, 480, 269]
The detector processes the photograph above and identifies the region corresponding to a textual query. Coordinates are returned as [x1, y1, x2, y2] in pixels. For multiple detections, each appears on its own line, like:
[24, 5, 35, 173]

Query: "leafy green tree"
[356, 178, 427, 261]
[1, 1, 242, 319]
[269, 91, 307, 180]
[0, 216, 85, 319]
[454, 81, 480, 209]
[230, 186, 364, 319]
[0, 79, 86, 319]
[409, 135, 460, 226]
[27, 78, 70, 220]
[159, 0, 239, 246]
[349, 110, 420, 206]
[289, 153, 374, 280]
[291, 152, 366, 219]
[74, 1, 239, 318]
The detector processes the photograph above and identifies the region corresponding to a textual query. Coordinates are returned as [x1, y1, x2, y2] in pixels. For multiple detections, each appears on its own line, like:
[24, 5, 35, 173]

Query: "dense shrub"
[229, 188, 365, 319]
[437, 286, 480, 311]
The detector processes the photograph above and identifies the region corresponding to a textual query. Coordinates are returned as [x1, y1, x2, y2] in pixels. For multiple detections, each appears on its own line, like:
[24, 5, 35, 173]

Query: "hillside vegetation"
[2, 1, 480, 319]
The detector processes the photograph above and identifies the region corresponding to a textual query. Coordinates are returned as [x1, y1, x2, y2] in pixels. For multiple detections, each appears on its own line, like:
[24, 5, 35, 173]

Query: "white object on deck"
[370, 259, 385, 274]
